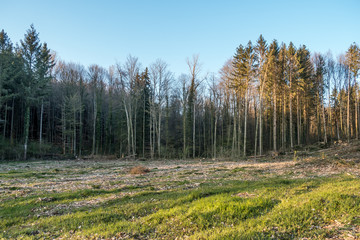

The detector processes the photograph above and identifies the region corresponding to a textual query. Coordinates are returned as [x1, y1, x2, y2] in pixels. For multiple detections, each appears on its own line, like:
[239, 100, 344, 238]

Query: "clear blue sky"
[1, 0, 359, 77]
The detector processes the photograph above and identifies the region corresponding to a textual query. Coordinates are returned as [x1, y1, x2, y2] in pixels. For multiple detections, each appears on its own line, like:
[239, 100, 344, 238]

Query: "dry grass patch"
[233, 192, 256, 198]
[129, 166, 150, 175]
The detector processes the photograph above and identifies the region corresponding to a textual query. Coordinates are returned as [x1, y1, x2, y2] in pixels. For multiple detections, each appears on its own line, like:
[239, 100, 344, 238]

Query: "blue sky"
[1, 0, 359, 77]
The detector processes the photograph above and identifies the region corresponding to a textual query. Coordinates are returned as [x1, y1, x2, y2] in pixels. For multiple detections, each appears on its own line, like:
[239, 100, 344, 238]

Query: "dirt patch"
[129, 166, 150, 175]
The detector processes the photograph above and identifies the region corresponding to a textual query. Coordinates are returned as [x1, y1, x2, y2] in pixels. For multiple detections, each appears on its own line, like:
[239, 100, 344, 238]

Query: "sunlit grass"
[1, 173, 360, 239]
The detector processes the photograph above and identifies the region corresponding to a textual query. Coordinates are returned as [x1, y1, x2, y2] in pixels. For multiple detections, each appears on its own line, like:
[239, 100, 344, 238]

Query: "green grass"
[1, 175, 360, 239]
[1, 153, 360, 240]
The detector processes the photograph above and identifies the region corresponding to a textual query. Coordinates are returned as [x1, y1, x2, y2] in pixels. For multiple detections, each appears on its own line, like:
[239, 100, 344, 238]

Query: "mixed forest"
[0, 25, 359, 160]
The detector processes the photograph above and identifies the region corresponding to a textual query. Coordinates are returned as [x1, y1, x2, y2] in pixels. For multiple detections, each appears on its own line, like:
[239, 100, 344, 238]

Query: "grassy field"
[1, 142, 360, 239]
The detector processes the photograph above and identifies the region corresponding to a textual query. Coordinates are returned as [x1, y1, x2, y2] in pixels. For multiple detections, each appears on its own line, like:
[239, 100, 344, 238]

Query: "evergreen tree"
[0, 30, 14, 140]
[255, 34, 267, 155]
[266, 40, 280, 151]
[345, 43, 360, 139]
[19, 25, 53, 159]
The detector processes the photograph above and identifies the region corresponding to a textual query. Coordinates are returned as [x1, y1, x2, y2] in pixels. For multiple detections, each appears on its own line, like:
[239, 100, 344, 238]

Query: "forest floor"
[1, 141, 360, 239]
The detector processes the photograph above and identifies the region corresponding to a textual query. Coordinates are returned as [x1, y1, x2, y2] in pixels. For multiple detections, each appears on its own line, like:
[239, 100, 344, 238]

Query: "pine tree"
[287, 42, 297, 149]
[0, 30, 14, 140]
[232, 41, 257, 156]
[19, 25, 52, 159]
[266, 40, 280, 152]
[296, 45, 312, 145]
[255, 34, 267, 155]
[345, 43, 360, 140]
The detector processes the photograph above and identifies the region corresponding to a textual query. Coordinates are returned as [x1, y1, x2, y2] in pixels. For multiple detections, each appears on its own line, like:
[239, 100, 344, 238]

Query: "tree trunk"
[273, 83, 277, 152]
[10, 97, 14, 145]
[214, 109, 217, 159]
[133, 98, 137, 156]
[79, 97, 82, 158]
[150, 107, 154, 159]
[259, 84, 263, 155]
[282, 91, 286, 149]
[142, 97, 145, 158]
[24, 105, 30, 160]
[336, 109, 340, 141]
[92, 93, 97, 155]
[165, 96, 169, 158]
[297, 93, 300, 145]
[238, 99, 242, 155]
[355, 81, 358, 140]
[322, 99, 327, 144]
[3, 101, 7, 141]
[39, 99, 44, 155]
[243, 89, 248, 157]
[340, 98, 343, 137]
[62, 104, 66, 155]
[73, 103, 77, 157]
[347, 71, 351, 142]
[158, 111, 162, 158]
[232, 98, 237, 156]
[183, 92, 187, 159]
[193, 101, 196, 158]
[328, 81, 332, 142]
[290, 82, 293, 149]
[254, 97, 258, 157]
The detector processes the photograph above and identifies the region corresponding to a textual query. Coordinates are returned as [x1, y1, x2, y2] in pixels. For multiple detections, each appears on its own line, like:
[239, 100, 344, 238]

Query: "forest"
[0, 25, 359, 160]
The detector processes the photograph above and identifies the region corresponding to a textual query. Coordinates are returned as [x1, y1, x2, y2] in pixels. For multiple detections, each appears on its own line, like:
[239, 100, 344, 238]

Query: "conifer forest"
[0, 25, 359, 160]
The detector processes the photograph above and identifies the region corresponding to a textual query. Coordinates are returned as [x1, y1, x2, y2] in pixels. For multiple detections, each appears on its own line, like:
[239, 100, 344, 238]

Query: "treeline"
[0, 26, 359, 160]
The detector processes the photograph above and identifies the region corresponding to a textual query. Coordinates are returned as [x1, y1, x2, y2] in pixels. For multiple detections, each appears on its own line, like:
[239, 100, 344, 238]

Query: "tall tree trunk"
[322, 99, 327, 144]
[355, 82, 358, 140]
[133, 100, 137, 155]
[130, 108, 134, 156]
[336, 108, 340, 141]
[92, 93, 97, 155]
[24, 105, 30, 160]
[39, 99, 44, 155]
[79, 96, 82, 158]
[123, 101, 131, 156]
[340, 99, 343, 137]
[150, 107, 154, 159]
[290, 81, 293, 149]
[3, 101, 7, 141]
[62, 104, 66, 155]
[297, 93, 300, 145]
[347, 71, 351, 142]
[317, 99, 321, 142]
[183, 100, 187, 159]
[158, 111, 162, 158]
[346, 74, 350, 142]
[213, 108, 217, 159]
[10, 97, 14, 145]
[259, 84, 263, 155]
[193, 101, 196, 158]
[273, 83, 277, 152]
[254, 97, 258, 157]
[328, 82, 332, 142]
[282, 91, 286, 149]
[142, 97, 145, 158]
[238, 99, 242, 155]
[232, 98, 237, 156]
[152, 113, 156, 158]
[73, 104, 77, 157]
[243, 89, 248, 157]
[165, 96, 169, 158]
